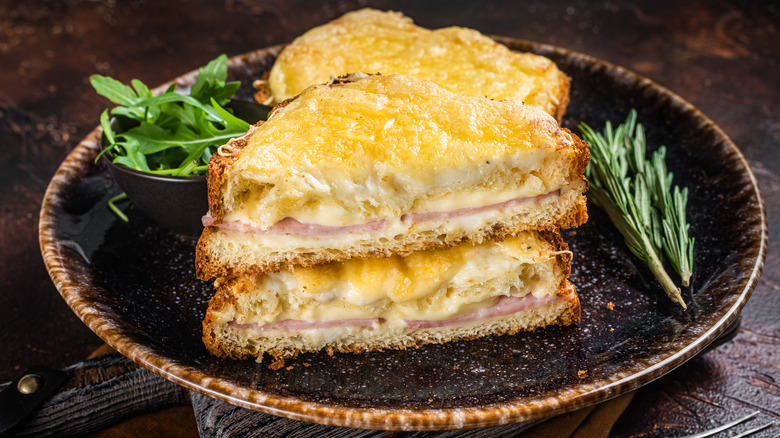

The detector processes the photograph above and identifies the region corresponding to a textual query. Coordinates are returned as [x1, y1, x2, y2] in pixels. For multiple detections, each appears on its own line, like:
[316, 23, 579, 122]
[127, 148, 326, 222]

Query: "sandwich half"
[202, 230, 579, 364]
[196, 74, 588, 279]
[261, 8, 570, 121]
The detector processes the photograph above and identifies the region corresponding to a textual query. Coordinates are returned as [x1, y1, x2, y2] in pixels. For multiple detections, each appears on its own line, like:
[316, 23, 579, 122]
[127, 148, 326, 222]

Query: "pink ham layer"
[203, 190, 559, 236]
[228, 292, 567, 333]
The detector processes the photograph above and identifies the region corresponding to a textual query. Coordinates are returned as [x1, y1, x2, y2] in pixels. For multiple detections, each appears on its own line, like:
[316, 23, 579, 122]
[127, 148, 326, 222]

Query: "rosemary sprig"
[579, 110, 694, 309]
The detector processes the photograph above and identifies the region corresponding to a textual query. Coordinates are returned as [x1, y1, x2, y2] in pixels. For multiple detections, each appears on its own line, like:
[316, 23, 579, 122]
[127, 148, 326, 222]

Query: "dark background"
[1, 1, 778, 436]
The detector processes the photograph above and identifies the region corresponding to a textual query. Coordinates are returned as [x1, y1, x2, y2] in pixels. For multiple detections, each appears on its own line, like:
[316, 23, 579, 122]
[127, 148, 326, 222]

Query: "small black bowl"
[103, 161, 208, 236]
[102, 100, 270, 237]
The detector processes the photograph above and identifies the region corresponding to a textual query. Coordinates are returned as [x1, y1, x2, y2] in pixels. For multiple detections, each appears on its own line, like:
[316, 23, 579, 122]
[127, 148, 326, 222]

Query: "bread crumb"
[453, 365, 459, 370]
[428, 399, 433, 402]
[610, 328, 614, 332]
[303, 362, 311, 367]
[285, 366, 294, 371]
[269, 359, 285, 370]
[577, 370, 587, 378]
[607, 302, 615, 311]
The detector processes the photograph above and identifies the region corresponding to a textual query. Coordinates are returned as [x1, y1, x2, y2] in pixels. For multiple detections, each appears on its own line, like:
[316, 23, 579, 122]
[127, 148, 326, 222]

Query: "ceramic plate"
[39, 39, 766, 430]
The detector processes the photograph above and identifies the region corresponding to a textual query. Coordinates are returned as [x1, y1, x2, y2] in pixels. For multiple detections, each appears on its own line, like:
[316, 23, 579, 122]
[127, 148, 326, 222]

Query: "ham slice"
[230, 318, 381, 331]
[202, 215, 386, 235]
[404, 294, 561, 330]
[203, 190, 559, 236]
[230, 293, 565, 333]
[401, 190, 558, 224]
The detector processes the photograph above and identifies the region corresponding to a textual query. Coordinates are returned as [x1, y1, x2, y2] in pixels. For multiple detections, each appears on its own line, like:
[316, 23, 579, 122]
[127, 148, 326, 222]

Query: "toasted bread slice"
[202, 231, 579, 363]
[196, 73, 588, 279]
[263, 9, 570, 121]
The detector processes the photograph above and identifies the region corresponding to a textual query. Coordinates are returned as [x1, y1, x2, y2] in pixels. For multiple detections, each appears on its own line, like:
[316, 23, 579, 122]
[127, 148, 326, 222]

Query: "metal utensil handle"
[0, 353, 188, 437]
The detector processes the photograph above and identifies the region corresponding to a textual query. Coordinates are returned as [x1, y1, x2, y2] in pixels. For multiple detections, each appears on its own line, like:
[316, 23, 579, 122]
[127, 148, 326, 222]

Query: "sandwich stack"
[196, 72, 589, 366]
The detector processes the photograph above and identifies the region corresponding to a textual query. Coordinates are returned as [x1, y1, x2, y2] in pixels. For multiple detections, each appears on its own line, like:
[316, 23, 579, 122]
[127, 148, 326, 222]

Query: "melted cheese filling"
[226, 175, 552, 228]
[226, 234, 564, 327]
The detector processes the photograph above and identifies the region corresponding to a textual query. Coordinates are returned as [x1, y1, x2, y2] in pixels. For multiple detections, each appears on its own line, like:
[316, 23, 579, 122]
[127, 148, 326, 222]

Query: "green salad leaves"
[91, 54, 250, 177]
[579, 110, 694, 309]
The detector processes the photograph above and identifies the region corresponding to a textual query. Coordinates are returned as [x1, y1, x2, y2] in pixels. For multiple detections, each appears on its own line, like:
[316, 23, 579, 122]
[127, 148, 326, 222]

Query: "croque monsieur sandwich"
[203, 230, 579, 363]
[196, 73, 589, 280]
[260, 9, 570, 121]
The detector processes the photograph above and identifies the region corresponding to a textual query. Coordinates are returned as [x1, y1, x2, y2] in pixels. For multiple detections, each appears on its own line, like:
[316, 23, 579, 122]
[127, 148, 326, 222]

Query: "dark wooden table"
[2, 1, 778, 436]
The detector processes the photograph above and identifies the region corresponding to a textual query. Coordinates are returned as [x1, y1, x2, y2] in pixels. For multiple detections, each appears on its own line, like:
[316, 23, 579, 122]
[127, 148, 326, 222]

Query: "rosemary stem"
[108, 192, 129, 223]
[681, 269, 692, 288]
[641, 234, 687, 309]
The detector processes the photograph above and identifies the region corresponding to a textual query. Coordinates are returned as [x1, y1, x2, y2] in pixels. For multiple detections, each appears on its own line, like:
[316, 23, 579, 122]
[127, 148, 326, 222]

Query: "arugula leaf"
[92, 54, 251, 176]
[119, 118, 245, 158]
[99, 109, 115, 145]
[90, 75, 140, 106]
[210, 97, 250, 130]
[190, 54, 240, 105]
[131, 79, 152, 100]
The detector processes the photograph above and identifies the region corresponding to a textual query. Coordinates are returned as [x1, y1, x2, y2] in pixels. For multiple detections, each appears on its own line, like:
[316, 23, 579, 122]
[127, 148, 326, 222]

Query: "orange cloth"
[522, 392, 635, 438]
[87, 405, 199, 438]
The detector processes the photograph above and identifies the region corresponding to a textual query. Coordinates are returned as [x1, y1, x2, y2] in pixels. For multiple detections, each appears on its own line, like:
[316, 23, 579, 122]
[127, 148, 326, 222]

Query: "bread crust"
[206, 126, 251, 221]
[252, 71, 272, 105]
[554, 74, 572, 122]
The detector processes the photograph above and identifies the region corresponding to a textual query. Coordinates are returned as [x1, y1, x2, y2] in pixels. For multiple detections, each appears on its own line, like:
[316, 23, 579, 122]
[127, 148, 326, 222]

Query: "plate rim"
[39, 38, 768, 430]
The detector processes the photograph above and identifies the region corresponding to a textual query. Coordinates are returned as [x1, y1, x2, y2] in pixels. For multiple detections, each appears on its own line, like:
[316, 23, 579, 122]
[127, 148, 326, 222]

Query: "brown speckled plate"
[39, 40, 766, 430]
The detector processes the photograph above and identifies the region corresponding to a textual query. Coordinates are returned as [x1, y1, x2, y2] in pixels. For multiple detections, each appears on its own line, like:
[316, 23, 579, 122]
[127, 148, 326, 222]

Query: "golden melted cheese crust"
[268, 9, 569, 119]
[216, 74, 586, 229]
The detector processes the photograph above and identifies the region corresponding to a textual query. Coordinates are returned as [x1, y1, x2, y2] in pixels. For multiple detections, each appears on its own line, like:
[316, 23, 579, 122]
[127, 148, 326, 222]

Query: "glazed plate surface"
[39, 39, 766, 430]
